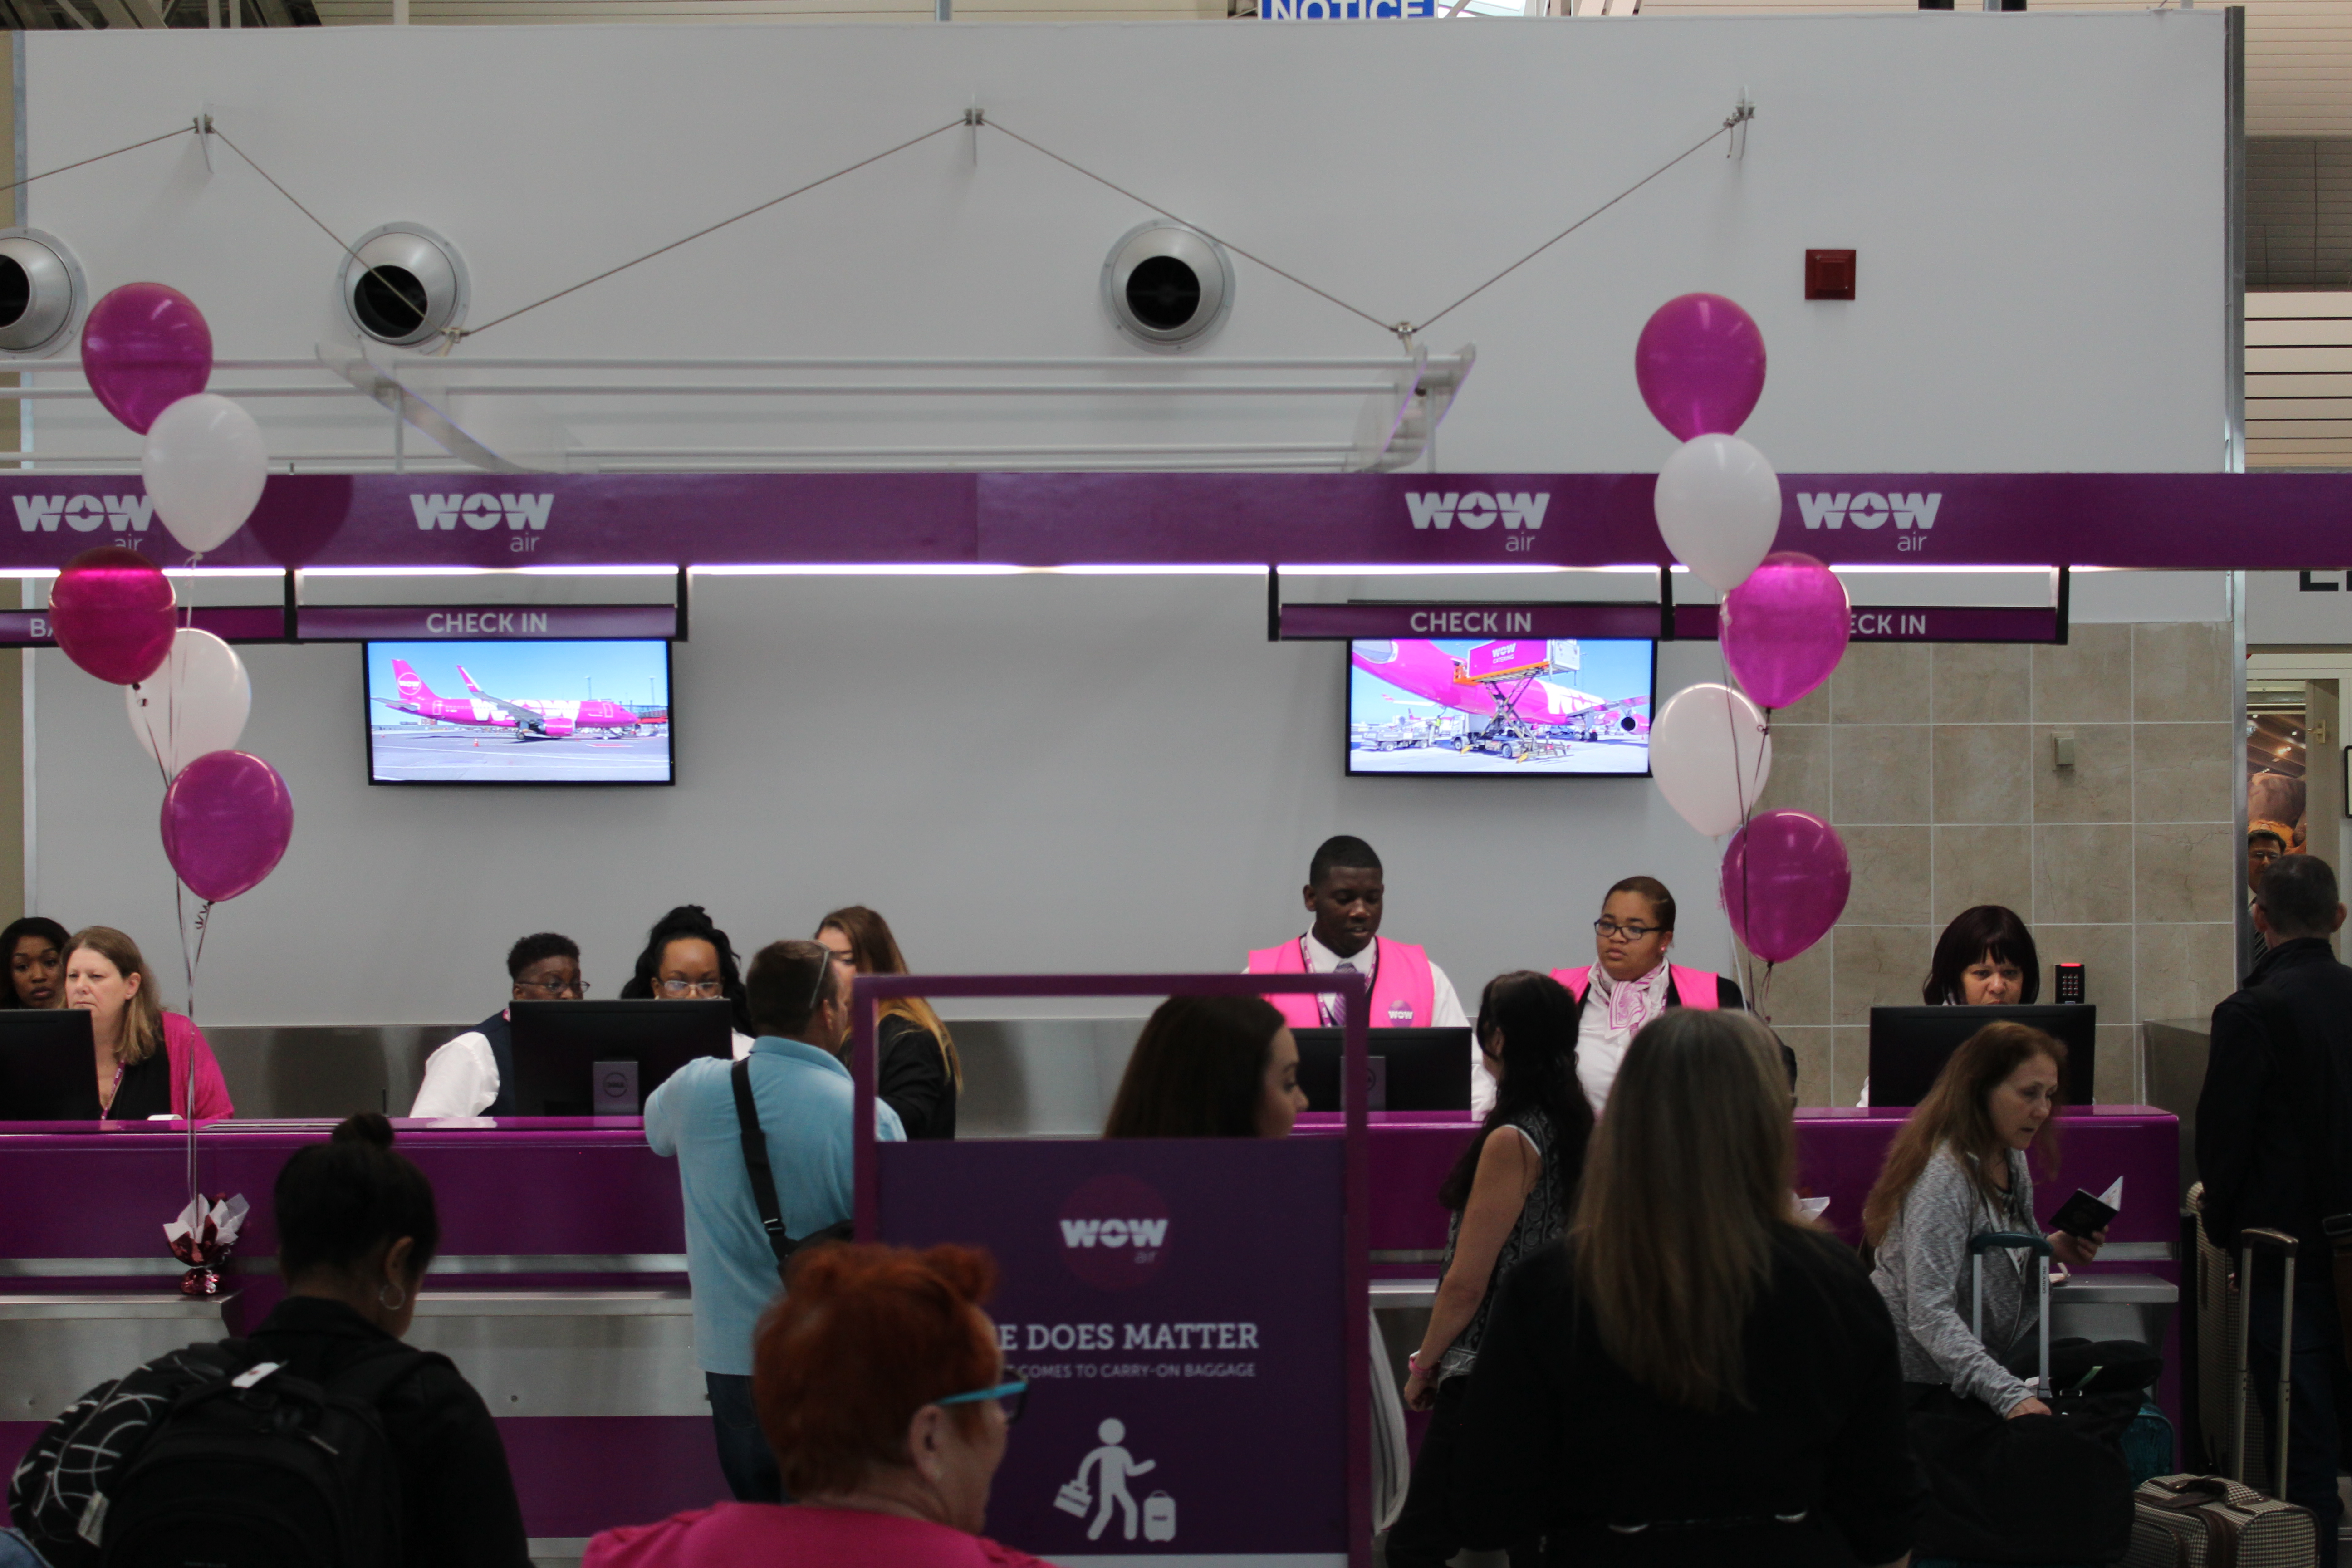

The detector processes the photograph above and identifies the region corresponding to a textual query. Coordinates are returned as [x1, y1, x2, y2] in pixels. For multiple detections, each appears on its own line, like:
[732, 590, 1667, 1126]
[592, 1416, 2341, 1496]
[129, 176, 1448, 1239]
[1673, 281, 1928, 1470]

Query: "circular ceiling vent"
[338, 223, 469, 348]
[0, 229, 84, 357]
[1101, 221, 1233, 353]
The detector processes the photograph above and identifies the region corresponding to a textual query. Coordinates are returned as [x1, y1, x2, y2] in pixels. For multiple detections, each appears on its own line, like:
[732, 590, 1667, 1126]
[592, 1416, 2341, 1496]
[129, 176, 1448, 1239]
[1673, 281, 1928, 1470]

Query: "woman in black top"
[1389, 972, 1592, 1568]
[619, 906, 755, 1039]
[1457, 1009, 1919, 1567]
[814, 905, 959, 1139]
[246, 1114, 530, 1568]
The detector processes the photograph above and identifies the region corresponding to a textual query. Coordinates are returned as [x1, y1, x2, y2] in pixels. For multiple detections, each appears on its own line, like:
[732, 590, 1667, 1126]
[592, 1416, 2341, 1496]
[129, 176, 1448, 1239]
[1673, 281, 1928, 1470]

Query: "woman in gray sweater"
[1862, 1022, 2104, 1417]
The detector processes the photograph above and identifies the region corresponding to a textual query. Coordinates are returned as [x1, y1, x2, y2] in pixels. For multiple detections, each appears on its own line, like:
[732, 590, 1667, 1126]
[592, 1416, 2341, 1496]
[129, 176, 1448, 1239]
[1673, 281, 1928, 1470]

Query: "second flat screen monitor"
[1348, 637, 1655, 777]
[1292, 1027, 1473, 1113]
[365, 639, 674, 786]
[506, 1000, 733, 1116]
[1866, 1004, 2097, 1109]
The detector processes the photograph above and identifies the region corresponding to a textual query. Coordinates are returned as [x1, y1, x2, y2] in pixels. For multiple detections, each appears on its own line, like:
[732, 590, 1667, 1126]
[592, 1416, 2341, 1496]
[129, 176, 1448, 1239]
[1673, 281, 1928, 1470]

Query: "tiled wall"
[1751, 622, 2239, 1107]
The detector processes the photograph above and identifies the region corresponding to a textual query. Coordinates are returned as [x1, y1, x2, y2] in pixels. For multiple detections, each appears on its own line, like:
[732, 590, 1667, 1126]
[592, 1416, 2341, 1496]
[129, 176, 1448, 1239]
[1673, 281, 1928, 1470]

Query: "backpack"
[9, 1335, 441, 1568]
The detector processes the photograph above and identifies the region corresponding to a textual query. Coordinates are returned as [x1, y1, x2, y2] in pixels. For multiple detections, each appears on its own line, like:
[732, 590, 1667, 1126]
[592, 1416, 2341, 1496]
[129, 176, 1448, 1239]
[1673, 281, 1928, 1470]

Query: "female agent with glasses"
[1552, 877, 1752, 1116]
[620, 905, 758, 1058]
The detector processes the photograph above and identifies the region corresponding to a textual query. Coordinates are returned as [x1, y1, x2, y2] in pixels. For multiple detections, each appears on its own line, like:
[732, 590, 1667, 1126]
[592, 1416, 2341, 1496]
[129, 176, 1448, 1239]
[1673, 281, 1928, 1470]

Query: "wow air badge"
[1386, 997, 1414, 1025]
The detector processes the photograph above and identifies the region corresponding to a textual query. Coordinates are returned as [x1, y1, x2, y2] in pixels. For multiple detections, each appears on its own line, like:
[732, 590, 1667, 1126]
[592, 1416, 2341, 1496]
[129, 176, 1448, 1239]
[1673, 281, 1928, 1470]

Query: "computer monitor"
[1292, 1027, 1474, 1113]
[506, 1000, 734, 1117]
[1866, 1005, 2098, 1109]
[0, 1009, 98, 1120]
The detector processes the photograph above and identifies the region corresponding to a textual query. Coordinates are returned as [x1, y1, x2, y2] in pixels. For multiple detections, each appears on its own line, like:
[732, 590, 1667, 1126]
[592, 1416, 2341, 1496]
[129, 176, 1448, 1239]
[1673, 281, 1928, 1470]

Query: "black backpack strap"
[733, 1056, 799, 1286]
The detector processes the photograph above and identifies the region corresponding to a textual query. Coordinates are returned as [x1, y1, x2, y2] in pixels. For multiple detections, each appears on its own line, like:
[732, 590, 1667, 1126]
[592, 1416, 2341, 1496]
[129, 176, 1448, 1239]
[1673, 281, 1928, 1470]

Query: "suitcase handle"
[1970, 1231, 2053, 1401]
[2234, 1227, 2302, 1491]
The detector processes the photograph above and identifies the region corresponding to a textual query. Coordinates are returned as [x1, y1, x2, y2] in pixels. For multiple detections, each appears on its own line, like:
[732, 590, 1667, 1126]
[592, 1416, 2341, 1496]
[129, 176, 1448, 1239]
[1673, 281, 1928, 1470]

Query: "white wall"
[35, 573, 1754, 1023]
[16, 16, 2233, 1025]
[17, 13, 2225, 471]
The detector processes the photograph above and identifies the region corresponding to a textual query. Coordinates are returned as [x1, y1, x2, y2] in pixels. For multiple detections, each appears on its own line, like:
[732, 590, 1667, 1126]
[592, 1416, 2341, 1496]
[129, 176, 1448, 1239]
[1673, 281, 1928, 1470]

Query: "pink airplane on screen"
[376, 659, 667, 740]
[1351, 639, 1649, 736]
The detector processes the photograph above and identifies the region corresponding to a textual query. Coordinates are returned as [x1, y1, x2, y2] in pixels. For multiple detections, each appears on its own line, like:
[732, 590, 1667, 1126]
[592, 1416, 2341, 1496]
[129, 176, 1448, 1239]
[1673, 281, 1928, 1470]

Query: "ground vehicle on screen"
[374, 660, 668, 740]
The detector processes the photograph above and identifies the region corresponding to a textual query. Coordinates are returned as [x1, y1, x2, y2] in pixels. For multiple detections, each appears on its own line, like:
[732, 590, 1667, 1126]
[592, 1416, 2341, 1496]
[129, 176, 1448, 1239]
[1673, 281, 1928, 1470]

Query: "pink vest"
[1551, 964, 1720, 1011]
[1247, 936, 1438, 1030]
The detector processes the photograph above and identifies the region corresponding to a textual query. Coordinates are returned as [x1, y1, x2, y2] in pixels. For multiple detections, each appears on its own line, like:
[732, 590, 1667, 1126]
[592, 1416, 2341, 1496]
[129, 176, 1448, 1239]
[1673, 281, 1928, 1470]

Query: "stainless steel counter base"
[0, 1293, 236, 1418]
[410, 1289, 704, 1418]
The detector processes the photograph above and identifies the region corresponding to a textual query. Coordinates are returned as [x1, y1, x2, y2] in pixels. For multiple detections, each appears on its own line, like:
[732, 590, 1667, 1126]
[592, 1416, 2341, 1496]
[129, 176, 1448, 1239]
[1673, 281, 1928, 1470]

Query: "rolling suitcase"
[2124, 1228, 2319, 1568]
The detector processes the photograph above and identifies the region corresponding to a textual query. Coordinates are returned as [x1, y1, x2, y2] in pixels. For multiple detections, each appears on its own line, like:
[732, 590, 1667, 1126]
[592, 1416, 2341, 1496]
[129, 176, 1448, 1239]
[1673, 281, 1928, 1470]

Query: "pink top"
[1246, 935, 1438, 1030]
[160, 1013, 233, 1120]
[585, 1504, 1059, 1568]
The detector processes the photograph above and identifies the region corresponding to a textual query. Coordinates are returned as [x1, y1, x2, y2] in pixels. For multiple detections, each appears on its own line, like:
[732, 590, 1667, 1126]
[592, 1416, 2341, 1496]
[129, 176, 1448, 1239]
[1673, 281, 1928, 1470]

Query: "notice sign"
[875, 1138, 1351, 1565]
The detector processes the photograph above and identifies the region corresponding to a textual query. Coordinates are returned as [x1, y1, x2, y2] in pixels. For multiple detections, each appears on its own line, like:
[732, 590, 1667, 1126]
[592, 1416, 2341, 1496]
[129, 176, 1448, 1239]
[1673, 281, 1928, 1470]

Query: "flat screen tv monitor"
[0, 1009, 97, 1120]
[1292, 1026, 1474, 1113]
[505, 1000, 733, 1116]
[1867, 1005, 2098, 1109]
[1347, 637, 1655, 776]
[365, 639, 674, 785]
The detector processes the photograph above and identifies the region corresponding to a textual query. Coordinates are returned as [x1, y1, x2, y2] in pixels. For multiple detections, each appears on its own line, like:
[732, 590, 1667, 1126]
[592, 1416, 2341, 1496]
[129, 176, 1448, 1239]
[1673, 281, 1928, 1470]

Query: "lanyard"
[1303, 936, 1375, 1028]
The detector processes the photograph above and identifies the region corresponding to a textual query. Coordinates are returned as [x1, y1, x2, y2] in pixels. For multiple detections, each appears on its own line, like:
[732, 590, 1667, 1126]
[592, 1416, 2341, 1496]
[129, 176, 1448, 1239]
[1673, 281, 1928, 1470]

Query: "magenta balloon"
[161, 750, 293, 902]
[1720, 809, 1850, 964]
[81, 283, 212, 435]
[1635, 293, 1768, 441]
[49, 546, 176, 685]
[1720, 551, 1852, 709]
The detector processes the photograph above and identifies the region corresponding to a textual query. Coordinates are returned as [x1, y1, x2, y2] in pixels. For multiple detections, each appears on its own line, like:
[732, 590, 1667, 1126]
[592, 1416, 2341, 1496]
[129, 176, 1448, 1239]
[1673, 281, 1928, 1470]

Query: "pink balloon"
[1635, 293, 1767, 441]
[161, 750, 293, 902]
[1720, 810, 1850, 964]
[1720, 551, 1852, 709]
[49, 546, 176, 686]
[82, 283, 212, 435]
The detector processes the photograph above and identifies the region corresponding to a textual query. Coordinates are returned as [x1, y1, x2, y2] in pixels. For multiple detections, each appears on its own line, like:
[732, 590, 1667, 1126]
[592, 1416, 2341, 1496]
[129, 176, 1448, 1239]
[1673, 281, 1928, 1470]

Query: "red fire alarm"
[1806, 249, 1857, 301]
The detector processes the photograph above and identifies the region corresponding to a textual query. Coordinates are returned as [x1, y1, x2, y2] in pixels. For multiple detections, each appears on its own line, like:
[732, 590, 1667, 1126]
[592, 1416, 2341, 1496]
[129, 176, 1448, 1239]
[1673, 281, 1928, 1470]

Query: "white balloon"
[126, 628, 250, 778]
[141, 393, 267, 555]
[1654, 432, 1783, 594]
[1649, 682, 1772, 838]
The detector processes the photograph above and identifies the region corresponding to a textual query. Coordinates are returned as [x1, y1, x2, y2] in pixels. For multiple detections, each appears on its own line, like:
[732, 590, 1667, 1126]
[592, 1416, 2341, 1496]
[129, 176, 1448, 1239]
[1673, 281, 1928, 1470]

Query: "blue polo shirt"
[644, 1035, 906, 1375]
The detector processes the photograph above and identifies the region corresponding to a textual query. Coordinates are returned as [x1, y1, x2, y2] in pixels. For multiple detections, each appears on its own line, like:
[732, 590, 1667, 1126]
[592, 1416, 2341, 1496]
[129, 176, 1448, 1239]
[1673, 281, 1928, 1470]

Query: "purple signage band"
[1671, 603, 2067, 644]
[1280, 601, 1665, 641]
[293, 603, 680, 642]
[851, 972, 1372, 1568]
[0, 469, 2342, 571]
[0, 606, 286, 647]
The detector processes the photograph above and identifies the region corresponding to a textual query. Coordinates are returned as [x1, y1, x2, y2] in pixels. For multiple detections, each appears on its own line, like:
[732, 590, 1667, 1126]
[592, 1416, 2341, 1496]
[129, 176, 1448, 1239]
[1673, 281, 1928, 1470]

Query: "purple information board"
[853, 973, 1371, 1568]
[878, 1138, 1349, 1561]
[295, 603, 678, 641]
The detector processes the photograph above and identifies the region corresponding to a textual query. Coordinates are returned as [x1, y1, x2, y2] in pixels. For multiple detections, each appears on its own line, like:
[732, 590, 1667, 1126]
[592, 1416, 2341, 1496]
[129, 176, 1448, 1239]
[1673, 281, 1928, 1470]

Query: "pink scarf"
[1594, 960, 1671, 1033]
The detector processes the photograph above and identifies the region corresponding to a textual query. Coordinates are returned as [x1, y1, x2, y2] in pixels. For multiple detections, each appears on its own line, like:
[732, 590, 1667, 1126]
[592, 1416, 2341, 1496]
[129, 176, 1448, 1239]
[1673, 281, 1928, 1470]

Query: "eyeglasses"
[1593, 919, 1664, 941]
[655, 978, 725, 998]
[936, 1380, 1028, 1423]
[516, 978, 588, 997]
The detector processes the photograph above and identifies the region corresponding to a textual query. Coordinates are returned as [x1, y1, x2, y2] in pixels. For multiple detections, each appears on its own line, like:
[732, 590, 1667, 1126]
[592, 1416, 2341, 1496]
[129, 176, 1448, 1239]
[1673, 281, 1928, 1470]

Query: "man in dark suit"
[2199, 853, 2352, 1565]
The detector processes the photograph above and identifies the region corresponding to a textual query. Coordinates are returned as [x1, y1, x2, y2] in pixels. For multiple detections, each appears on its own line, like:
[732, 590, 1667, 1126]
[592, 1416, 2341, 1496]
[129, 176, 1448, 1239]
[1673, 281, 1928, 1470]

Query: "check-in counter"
[0, 1103, 2181, 1554]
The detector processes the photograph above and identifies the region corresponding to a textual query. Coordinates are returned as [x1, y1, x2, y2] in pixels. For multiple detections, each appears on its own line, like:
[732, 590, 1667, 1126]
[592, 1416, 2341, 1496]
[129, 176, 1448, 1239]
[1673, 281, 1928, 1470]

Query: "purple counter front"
[0, 1118, 717, 1547]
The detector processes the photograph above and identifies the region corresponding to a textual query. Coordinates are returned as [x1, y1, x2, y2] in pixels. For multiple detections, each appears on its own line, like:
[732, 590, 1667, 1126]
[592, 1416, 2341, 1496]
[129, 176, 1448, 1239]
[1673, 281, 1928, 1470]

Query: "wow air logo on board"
[1058, 1173, 1171, 1291]
[409, 493, 556, 532]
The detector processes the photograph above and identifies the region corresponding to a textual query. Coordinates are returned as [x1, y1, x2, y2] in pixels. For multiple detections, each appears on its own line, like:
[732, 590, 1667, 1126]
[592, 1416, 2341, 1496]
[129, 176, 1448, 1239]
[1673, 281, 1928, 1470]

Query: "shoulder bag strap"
[732, 1056, 799, 1286]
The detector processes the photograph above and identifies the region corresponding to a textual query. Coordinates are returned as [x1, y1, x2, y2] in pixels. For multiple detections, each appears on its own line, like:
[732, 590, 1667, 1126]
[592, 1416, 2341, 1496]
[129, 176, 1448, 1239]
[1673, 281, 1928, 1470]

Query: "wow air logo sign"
[1405, 491, 1551, 557]
[411, 493, 556, 555]
[1058, 1173, 1171, 1291]
[1797, 491, 1943, 554]
[13, 495, 156, 534]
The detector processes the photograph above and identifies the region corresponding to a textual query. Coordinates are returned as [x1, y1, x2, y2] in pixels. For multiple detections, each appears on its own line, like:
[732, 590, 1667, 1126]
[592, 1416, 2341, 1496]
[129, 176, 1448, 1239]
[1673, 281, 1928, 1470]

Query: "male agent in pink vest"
[1552, 874, 1778, 1115]
[1245, 835, 1483, 1112]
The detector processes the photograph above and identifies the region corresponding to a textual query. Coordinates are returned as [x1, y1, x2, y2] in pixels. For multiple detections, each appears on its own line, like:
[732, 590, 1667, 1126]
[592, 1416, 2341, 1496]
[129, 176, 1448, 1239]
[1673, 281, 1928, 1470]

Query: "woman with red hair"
[583, 1243, 1054, 1568]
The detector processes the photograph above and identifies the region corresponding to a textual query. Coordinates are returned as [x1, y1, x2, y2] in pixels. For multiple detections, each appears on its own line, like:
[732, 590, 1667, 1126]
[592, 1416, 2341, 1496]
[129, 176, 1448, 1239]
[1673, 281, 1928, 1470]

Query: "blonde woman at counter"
[67, 925, 231, 1120]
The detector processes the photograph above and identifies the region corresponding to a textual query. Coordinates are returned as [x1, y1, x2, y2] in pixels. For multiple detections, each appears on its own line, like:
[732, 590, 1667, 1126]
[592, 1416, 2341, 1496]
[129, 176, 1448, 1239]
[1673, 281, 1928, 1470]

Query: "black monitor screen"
[366, 639, 673, 785]
[1291, 1026, 1474, 1113]
[505, 1000, 733, 1117]
[1866, 1005, 2098, 1109]
[0, 1009, 97, 1120]
[1348, 637, 1654, 776]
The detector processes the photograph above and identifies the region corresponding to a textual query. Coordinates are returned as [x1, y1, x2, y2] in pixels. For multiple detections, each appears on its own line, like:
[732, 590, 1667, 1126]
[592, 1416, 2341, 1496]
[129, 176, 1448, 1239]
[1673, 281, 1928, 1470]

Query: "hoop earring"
[377, 1282, 407, 1313]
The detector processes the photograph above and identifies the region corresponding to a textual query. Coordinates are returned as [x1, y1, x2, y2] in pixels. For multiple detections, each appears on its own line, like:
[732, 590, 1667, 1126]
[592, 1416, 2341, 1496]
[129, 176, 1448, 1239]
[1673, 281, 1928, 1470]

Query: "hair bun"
[331, 1112, 395, 1150]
